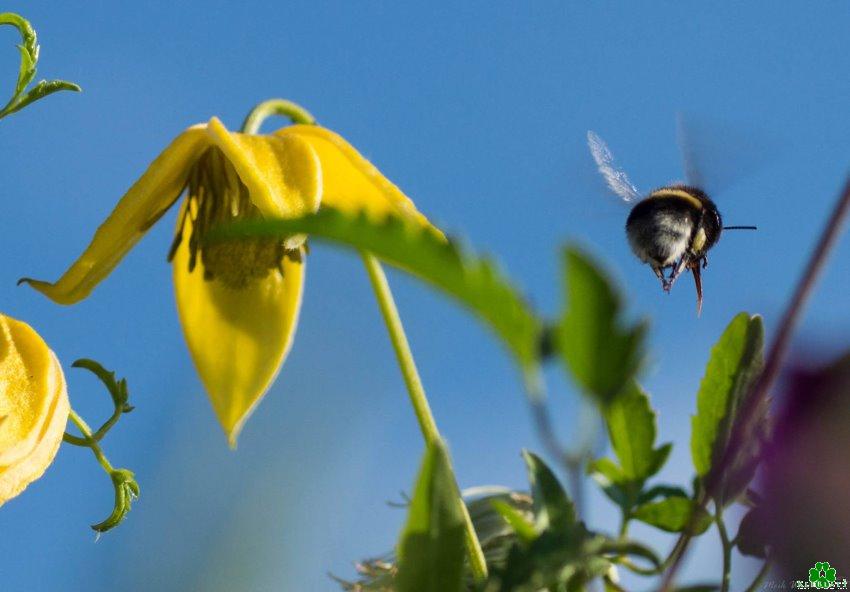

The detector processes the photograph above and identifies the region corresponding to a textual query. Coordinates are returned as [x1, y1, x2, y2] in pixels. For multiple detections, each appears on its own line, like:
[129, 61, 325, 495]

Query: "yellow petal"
[21, 126, 210, 305]
[172, 207, 305, 446]
[275, 125, 440, 232]
[0, 316, 69, 505]
[205, 117, 322, 220]
[0, 315, 56, 466]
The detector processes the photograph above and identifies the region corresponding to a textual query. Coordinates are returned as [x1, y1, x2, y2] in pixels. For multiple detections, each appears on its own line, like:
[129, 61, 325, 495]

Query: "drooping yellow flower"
[22, 116, 437, 445]
[0, 313, 69, 504]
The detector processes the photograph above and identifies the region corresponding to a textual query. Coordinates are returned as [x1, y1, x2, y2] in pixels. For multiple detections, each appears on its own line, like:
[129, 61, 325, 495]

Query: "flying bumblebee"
[587, 129, 756, 314]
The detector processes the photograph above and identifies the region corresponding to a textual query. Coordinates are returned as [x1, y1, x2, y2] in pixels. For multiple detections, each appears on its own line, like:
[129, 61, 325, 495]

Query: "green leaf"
[396, 440, 466, 592]
[690, 313, 764, 484]
[2, 78, 81, 118]
[632, 497, 712, 534]
[522, 450, 577, 534]
[557, 246, 647, 406]
[604, 382, 670, 483]
[587, 458, 630, 510]
[0, 12, 80, 120]
[586, 457, 625, 484]
[491, 499, 537, 543]
[212, 209, 541, 378]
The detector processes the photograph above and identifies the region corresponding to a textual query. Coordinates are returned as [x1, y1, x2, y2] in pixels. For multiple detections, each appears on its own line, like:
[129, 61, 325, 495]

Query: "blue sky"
[1, 2, 849, 590]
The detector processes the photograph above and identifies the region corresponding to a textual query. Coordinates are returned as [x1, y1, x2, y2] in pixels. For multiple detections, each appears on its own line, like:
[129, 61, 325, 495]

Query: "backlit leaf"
[557, 247, 647, 406]
[522, 450, 577, 534]
[213, 208, 542, 379]
[633, 497, 712, 534]
[396, 440, 466, 592]
[604, 382, 670, 483]
[690, 313, 764, 482]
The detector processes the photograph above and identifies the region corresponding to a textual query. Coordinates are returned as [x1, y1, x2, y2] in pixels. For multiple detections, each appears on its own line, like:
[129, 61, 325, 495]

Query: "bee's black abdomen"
[626, 198, 695, 266]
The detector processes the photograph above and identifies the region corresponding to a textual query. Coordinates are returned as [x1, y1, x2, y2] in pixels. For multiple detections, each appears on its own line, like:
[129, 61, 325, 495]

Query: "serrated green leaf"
[0, 13, 80, 120]
[396, 440, 466, 592]
[690, 313, 764, 481]
[587, 383, 671, 516]
[522, 450, 576, 534]
[604, 382, 670, 483]
[3, 79, 81, 117]
[632, 497, 712, 534]
[213, 209, 541, 378]
[557, 246, 647, 406]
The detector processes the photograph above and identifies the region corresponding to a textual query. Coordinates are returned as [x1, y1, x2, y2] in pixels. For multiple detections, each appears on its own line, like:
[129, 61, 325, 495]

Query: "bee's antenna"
[723, 225, 758, 230]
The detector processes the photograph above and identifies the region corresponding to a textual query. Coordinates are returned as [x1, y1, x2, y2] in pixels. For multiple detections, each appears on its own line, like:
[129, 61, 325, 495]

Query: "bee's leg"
[651, 265, 667, 290]
[701, 254, 709, 269]
[666, 254, 692, 292]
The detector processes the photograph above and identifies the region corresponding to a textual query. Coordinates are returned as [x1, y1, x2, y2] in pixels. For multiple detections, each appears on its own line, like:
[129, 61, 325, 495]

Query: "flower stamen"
[167, 147, 294, 289]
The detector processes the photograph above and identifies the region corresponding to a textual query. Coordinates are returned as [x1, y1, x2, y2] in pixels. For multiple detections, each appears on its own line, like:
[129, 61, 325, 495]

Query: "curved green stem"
[361, 252, 488, 582]
[240, 98, 316, 134]
[64, 407, 139, 533]
[65, 408, 115, 473]
[716, 512, 733, 592]
[615, 556, 662, 577]
[62, 404, 123, 446]
[743, 559, 772, 592]
[660, 531, 690, 571]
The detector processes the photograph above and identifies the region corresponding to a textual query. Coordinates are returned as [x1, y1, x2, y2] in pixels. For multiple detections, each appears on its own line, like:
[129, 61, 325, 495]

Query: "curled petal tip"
[15, 277, 77, 305]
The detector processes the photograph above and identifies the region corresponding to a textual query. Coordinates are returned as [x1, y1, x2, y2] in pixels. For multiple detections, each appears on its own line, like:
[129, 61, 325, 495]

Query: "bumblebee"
[587, 130, 755, 313]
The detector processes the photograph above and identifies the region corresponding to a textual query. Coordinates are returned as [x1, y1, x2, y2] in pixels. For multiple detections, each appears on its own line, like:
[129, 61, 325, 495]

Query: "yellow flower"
[0, 313, 69, 504]
[22, 116, 436, 445]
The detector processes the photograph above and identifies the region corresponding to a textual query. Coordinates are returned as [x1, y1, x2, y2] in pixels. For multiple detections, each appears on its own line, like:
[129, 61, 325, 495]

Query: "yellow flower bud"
[0, 313, 69, 504]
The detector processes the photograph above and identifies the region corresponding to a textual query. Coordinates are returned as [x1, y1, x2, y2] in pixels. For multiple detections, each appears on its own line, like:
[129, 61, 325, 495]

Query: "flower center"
[168, 147, 299, 289]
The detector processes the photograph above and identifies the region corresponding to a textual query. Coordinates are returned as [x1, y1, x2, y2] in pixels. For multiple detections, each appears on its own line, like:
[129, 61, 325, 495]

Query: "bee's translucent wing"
[677, 112, 705, 188]
[587, 131, 641, 203]
[675, 112, 783, 195]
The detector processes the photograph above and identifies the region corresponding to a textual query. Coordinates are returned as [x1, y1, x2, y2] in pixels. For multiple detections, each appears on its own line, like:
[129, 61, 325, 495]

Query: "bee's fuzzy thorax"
[625, 185, 723, 268]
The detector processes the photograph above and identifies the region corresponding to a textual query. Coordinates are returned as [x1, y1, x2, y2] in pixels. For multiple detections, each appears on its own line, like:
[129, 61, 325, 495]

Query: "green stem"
[62, 404, 123, 446]
[618, 514, 630, 539]
[616, 556, 661, 577]
[361, 252, 488, 582]
[362, 252, 439, 442]
[660, 532, 690, 571]
[743, 559, 772, 592]
[240, 98, 316, 134]
[91, 406, 123, 441]
[716, 512, 733, 592]
[65, 408, 115, 474]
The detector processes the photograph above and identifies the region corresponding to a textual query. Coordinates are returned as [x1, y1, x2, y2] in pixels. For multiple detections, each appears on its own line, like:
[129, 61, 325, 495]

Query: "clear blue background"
[1, 2, 848, 590]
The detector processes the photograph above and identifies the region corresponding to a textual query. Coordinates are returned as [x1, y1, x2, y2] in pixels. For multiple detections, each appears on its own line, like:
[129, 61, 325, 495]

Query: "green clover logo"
[809, 561, 837, 588]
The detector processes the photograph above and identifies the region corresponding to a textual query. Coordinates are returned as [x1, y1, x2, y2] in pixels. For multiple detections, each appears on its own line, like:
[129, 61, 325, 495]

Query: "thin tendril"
[240, 98, 316, 134]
